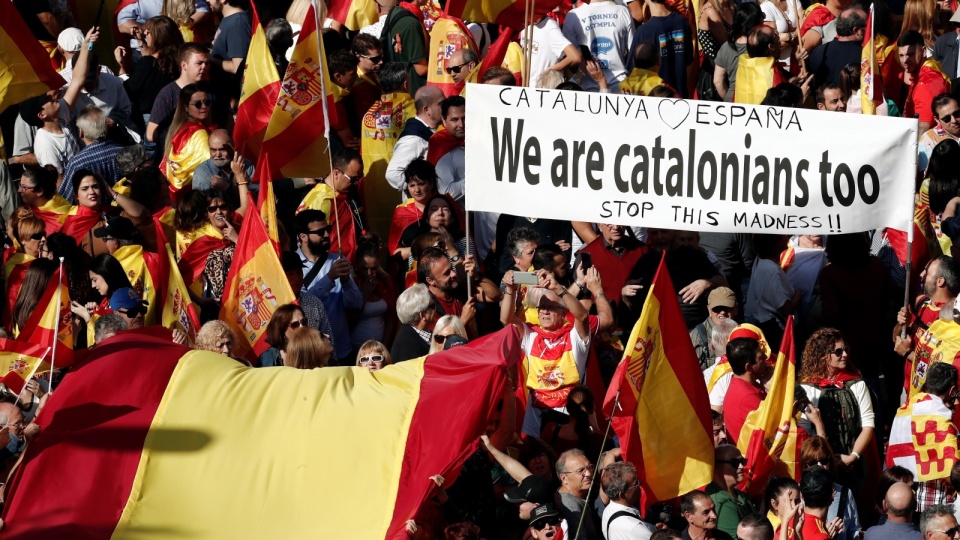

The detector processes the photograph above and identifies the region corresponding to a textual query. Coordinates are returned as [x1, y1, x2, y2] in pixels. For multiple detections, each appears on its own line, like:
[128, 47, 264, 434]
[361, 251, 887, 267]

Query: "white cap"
[57, 28, 84, 53]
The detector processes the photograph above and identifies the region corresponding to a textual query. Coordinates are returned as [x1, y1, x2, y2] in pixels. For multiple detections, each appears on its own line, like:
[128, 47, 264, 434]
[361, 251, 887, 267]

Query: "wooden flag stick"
[574, 387, 622, 540]
[901, 219, 914, 339]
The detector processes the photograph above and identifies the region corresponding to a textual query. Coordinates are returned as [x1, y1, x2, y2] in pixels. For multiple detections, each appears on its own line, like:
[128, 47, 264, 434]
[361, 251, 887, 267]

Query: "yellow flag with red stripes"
[0, 339, 48, 394]
[234, 1, 281, 162]
[0, 7, 66, 113]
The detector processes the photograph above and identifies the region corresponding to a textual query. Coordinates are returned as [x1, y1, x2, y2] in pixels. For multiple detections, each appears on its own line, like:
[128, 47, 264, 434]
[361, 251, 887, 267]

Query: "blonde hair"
[286, 0, 327, 26]
[428, 315, 467, 354]
[901, 0, 938, 49]
[13, 208, 44, 244]
[161, 0, 195, 28]
[284, 327, 331, 369]
[357, 340, 392, 366]
[195, 320, 235, 354]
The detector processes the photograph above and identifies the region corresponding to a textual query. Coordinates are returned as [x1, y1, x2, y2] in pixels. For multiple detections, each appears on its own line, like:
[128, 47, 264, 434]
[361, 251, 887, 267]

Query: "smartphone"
[579, 252, 593, 272]
[579, 45, 594, 63]
[514, 271, 539, 285]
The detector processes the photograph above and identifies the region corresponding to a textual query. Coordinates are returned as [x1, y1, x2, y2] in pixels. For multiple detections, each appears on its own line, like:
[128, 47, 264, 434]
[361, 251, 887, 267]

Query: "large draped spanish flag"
[17, 267, 74, 367]
[234, 2, 281, 163]
[733, 56, 787, 105]
[1, 327, 520, 538]
[603, 253, 714, 503]
[112, 244, 161, 327]
[887, 391, 959, 481]
[32, 195, 73, 235]
[219, 195, 296, 361]
[0, 6, 67, 113]
[259, 1, 336, 180]
[444, 0, 565, 29]
[737, 317, 801, 496]
[0, 339, 48, 395]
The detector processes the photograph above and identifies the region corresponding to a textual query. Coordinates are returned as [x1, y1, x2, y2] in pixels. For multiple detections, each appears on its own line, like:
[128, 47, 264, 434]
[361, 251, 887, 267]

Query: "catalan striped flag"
[887, 391, 959, 481]
[260, 0, 336, 180]
[233, 2, 281, 163]
[328, 0, 380, 31]
[737, 317, 801, 496]
[0, 6, 66, 113]
[0, 339, 48, 395]
[443, 0, 565, 29]
[16, 267, 74, 367]
[1, 327, 519, 538]
[219, 195, 296, 361]
[860, 5, 883, 115]
[603, 253, 714, 503]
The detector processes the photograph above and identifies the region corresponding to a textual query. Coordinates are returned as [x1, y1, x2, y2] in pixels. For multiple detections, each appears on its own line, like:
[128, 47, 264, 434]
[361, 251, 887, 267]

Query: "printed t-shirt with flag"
[908, 319, 960, 413]
[0, 6, 67, 113]
[233, 1, 281, 163]
[521, 315, 597, 410]
[887, 391, 959, 482]
[603, 253, 714, 504]
[362, 91, 416, 245]
[0, 327, 519, 538]
[298, 183, 357, 261]
[16, 268, 73, 367]
[427, 16, 478, 97]
[161, 122, 212, 197]
[0, 339, 47, 395]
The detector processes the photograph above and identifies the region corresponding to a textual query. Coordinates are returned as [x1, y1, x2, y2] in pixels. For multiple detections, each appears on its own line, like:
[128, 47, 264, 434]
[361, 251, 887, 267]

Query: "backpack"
[816, 381, 861, 455]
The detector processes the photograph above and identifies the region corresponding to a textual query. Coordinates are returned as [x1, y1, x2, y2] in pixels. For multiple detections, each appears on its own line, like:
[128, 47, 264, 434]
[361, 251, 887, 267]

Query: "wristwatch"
[448, 253, 461, 263]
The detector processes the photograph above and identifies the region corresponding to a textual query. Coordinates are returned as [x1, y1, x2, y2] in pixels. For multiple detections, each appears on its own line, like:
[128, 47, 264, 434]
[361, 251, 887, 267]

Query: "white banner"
[465, 84, 918, 234]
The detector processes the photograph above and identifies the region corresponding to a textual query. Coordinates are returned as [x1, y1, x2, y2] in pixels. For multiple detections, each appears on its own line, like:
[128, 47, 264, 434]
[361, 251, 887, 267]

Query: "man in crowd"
[690, 287, 737, 370]
[722, 328, 770, 443]
[418, 248, 477, 327]
[555, 449, 601, 540]
[737, 514, 775, 540]
[707, 445, 755, 538]
[630, 0, 692, 97]
[681, 490, 731, 540]
[59, 106, 125, 202]
[601, 461, 654, 540]
[919, 94, 960, 171]
[379, 0, 428, 92]
[147, 43, 210, 149]
[808, 8, 866, 88]
[899, 30, 951, 136]
[208, 0, 251, 96]
[562, 0, 634, 92]
[528, 503, 565, 540]
[895, 256, 960, 385]
[430, 96, 466, 206]
[577, 223, 649, 312]
[94, 314, 128, 344]
[385, 85, 444, 193]
[920, 506, 960, 540]
[800, 468, 839, 540]
[329, 49, 362, 149]
[192, 129, 254, 192]
[864, 482, 918, 540]
[349, 33, 383, 126]
[619, 41, 666, 96]
[299, 148, 365, 260]
[934, 11, 960, 89]
[280, 251, 335, 352]
[445, 49, 479, 88]
[816, 83, 848, 112]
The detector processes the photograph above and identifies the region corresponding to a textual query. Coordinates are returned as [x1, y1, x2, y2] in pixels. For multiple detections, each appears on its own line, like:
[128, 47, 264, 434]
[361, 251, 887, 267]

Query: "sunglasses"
[288, 318, 308, 330]
[532, 517, 562, 530]
[719, 457, 748, 467]
[932, 528, 960, 538]
[434, 334, 455, 344]
[711, 305, 734, 314]
[28, 232, 45, 241]
[445, 62, 471, 75]
[306, 226, 330, 237]
[940, 111, 960, 122]
[359, 355, 385, 364]
[191, 99, 212, 108]
[805, 457, 831, 467]
[207, 204, 229, 212]
[831, 346, 851, 356]
[337, 170, 362, 184]
[359, 53, 383, 63]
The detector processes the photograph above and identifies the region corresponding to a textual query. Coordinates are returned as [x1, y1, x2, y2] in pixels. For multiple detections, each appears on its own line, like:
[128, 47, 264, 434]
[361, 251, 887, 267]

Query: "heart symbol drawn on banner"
[658, 99, 690, 130]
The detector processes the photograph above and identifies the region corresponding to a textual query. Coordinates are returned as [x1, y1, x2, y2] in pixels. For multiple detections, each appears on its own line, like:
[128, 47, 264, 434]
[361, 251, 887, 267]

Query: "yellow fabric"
[427, 18, 478, 88]
[113, 245, 159, 326]
[297, 182, 335, 217]
[361, 92, 416, 242]
[734, 55, 774, 105]
[922, 58, 952, 89]
[0, 26, 64, 113]
[707, 359, 731, 392]
[175, 222, 224, 259]
[111, 351, 425, 538]
[165, 128, 210, 191]
[0, 344, 46, 386]
[619, 68, 665, 96]
[503, 42, 525, 82]
[524, 341, 581, 406]
[909, 319, 960, 397]
[891, 392, 958, 481]
[621, 282, 715, 500]
[161, 244, 198, 343]
[3, 252, 33, 282]
[238, 23, 279, 109]
[343, 0, 379, 31]
[261, 181, 279, 247]
[457, 0, 525, 23]
[860, 11, 879, 115]
[113, 177, 132, 198]
[37, 194, 72, 227]
[33, 273, 72, 370]
[178, 25, 194, 42]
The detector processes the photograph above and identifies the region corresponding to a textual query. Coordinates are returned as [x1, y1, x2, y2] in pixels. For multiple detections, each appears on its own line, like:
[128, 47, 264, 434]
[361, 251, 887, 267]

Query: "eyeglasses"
[207, 204, 229, 212]
[433, 333, 456, 344]
[445, 62, 471, 75]
[831, 346, 851, 356]
[532, 517, 562, 530]
[718, 457, 748, 467]
[940, 110, 960, 122]
[288, 318, 308, 330]
[337, 170, 362, 184]
[359, 53, 383, 64]
[191, 99, 212, 108]
[359, 355, 385, 364]
[16, 181, 37, 192]
[3, 420, 25, 430]
[306, 226, 330, 237]
[711, 306, 734, 314]
[931, 528, 960, 538]
[560, 464, 594, 477]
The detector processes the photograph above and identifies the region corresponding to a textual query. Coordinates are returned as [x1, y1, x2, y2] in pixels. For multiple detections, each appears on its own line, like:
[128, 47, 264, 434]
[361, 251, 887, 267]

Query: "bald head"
[884, 482, 915, 519]
[447, 48, 478, 84]
[414, 86, 445, 128]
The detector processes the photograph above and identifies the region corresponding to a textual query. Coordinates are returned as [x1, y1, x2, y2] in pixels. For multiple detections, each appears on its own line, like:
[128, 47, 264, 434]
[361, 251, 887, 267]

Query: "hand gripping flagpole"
[49, 257, 65, 393]
[574, 386, 623, 540]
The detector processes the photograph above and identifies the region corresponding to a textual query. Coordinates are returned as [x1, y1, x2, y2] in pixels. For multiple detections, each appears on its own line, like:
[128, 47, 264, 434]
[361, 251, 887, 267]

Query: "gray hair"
[396, 283, 432, 325]
[94, 313, 128, 343]
[709, 318, 738, 360]
[556, 448, 587, 478]
[601, 461, 637, 501]
[537, 69, 564, 89]
[116, 145, 149, 176]
[921, 505, 956, 534]
[76, 105, 107, 141]
[428, 315, 467, 354]
[507, 227, 540, 258]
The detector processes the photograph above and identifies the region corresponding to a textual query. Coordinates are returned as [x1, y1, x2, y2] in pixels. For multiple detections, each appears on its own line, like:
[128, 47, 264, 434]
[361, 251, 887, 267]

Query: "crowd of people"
[3, 0, 960, 537]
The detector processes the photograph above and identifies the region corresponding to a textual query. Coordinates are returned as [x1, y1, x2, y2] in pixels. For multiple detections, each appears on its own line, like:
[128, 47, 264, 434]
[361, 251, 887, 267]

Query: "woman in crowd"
[4, 211, 45, 329]
[17, 165, 70, 234]
[116, 16, 183, 135]
[798, 328, 875, 482]
[351, 239, 397, 354]
[11, 259, 58, 337]
[356, 340, 392, 372]
[799, 436, 861, 540]
[174, 189, 246, 302]
[762, 476, 802, 530]
[63, 170, 148, 256]
[282, 327, 332, 369]
[195, 320, 236, 357]
[162, 83, 215, 195]
[390, 158, 437, 261]
[714, 3, 763, 102]
[391, 284, 437, 362]
[428, 315, 467, 355]
[758, 0, 799, 69]
[519, 438, 557, 484]
[70, 253, 136, 327]
[260, 304, 310, 368]
[901, 0, 940, 53]
[920, 140, 960, 256]
[698, 0, 734, 60]
[874, 466, 914, 520]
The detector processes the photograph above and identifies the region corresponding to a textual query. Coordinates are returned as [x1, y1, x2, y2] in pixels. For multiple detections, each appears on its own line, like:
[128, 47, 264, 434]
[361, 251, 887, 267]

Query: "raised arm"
[65, 28, 100, 110]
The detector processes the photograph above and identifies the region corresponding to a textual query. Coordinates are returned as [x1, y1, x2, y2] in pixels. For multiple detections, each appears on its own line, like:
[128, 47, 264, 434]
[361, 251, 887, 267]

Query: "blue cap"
[109, 287, 147, 313]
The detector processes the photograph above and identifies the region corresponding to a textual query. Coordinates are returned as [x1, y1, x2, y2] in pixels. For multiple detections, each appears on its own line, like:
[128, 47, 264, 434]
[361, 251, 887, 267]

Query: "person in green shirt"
[378, 0, 428, 93]
[706, 444, 757, 538]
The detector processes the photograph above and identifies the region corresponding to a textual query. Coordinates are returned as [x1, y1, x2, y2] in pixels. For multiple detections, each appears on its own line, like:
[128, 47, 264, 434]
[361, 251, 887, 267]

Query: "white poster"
[465, 84, 918, 234]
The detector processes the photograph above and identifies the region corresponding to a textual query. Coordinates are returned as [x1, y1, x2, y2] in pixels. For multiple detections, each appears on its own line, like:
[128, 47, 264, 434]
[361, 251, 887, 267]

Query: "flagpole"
[902, 219, 914, 339]
[17, 347, 51, 405]
[312, 0, 340, 255]
[465, 209, 472, 293]
[574, 387, 622, 540]
[49, 258, 64, 393]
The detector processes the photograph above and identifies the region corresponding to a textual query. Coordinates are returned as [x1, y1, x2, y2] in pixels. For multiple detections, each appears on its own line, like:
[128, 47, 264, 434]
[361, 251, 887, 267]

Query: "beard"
[211, 156, 231, 168]
[308, 237, 330, 256]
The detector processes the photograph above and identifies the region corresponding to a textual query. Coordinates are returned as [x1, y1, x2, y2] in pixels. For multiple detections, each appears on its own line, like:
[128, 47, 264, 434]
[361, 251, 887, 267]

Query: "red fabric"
[60, 205, 103, 244]
[232, 3, 280, 163]
[32, 205, 67, 235]
[579, 238, 648, 304]
[177, 232, 230, 286]
[3, 255, 32, 331]
[800, 513, 831, 540]
[806, 369, 862, 389]
[386, 326, 519, 538]
[0, 6, 66, 110]
[799, 5, 836, 38]
[723, 377, 765, 443]
[434, 294, 463, 318]
[904, 65, 951, 123]
[453, 27, 514, 95]
[0, 331, 186, 539]
[426, 128, 464, 165]
[388, 200, 422, 255]
[329, 193, 358, 262]
[351, 78, 381, 129]
[17, 267, 74, 366]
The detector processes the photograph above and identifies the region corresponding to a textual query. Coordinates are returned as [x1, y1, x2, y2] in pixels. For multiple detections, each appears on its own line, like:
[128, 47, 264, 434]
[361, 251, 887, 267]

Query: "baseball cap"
[504, 474, 554, 504]
[109, 287, 148, 314]
[707, 287, 736, 310]
[94, 217, 139, 241]
[528, 503, 562, 528]
[443, 335, 468, 351]
[57, 28, 84, 53]
[728, 323, 771, 359]
[18, 95, 48, 128]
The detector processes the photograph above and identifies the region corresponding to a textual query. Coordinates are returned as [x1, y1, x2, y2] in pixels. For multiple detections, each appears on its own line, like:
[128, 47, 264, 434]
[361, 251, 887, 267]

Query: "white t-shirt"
[704, 361, 732, 408]
[602, 501, 655, 540]
[522, 17, 575, 88]
[562, 1, 634, 91]
[34, 128, 78, 173]
[745, 258, 794, 324]
[759, 2, 794, 65]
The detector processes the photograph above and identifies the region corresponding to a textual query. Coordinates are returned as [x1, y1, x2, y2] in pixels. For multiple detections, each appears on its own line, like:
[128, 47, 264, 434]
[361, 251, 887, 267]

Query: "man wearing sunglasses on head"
[706, 445, 756, 539]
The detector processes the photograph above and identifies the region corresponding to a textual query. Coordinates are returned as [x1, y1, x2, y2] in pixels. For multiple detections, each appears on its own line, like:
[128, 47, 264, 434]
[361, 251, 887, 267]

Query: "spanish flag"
[17, 267, 74, 367]
[737, 316, 800, 496]
[443, 0, 565, 29]
[175, 222, 229, 288]
[887, 391, 959, 481]
[31, 195, 73, 235]
[733, 55, 787, 105]
[220, 195, 296, 361]
[112, 244, 162, 326]
[233, 2, 281, 163]
[259, 1, 336, 180]
[3, 252, 34, 331]
[427, 17, 478, 97]
[0, 339, 48, 395]
[362, 91, 417, 245]
[860, 5, 883, 115]
[0, 6, 67, 113]
[298, 183, 357, 261]
[256, 151, 280, 251]
[907, 319, 960, 400]
[59, 204, 103, 244]
[161, 122, 211, 196]
[1, 327, 518, 538]
[603, 253, 714, 503]
[155, 220, 200, 342]
[328, 0, 380, 31]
